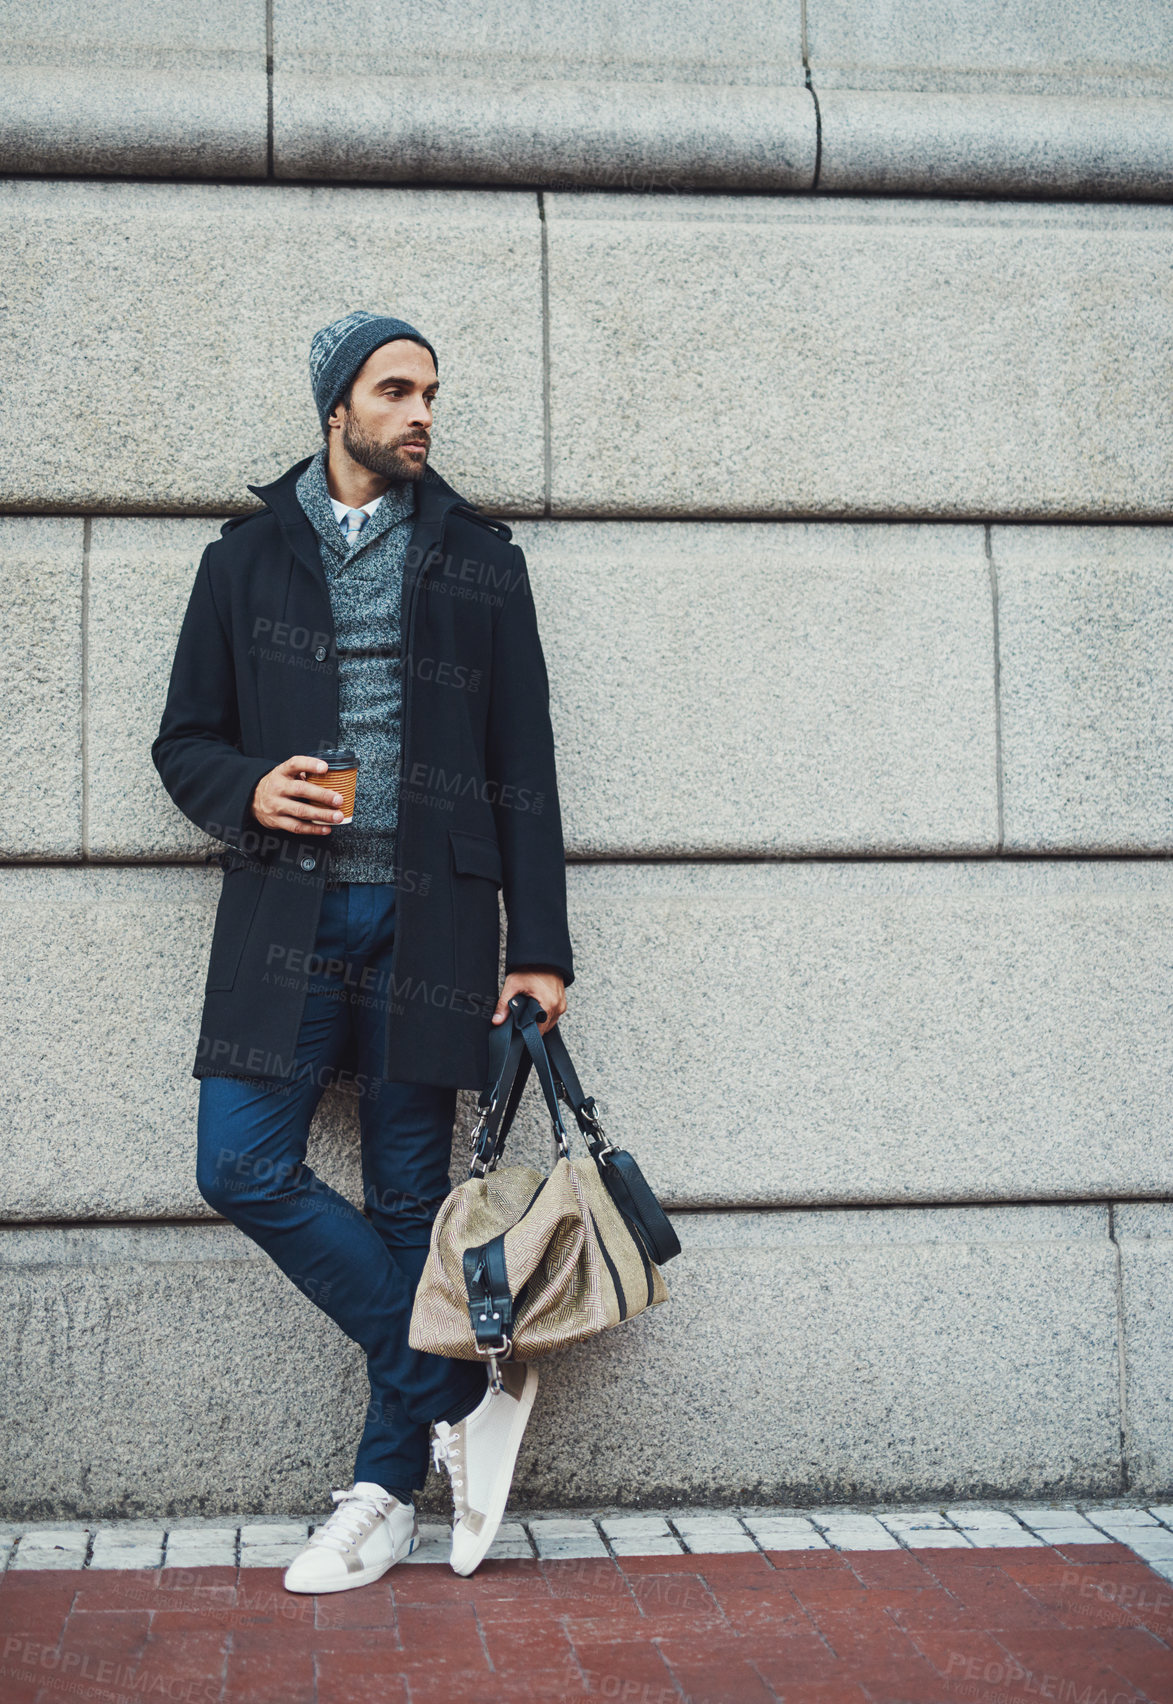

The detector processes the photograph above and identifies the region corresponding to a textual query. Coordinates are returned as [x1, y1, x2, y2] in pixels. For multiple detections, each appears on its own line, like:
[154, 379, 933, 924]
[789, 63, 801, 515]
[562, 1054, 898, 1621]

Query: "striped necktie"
[340, 507, 370, 549]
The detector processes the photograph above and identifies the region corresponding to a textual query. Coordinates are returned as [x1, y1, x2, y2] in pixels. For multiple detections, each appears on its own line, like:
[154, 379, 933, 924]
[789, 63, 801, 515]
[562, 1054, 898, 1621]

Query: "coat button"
[315, 645, 327, 661]
[300, 854, 316, 872]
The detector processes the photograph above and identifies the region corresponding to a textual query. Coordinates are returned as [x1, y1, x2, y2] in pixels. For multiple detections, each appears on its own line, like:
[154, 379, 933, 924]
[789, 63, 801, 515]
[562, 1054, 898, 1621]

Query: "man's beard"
[341, 413, 428, 482]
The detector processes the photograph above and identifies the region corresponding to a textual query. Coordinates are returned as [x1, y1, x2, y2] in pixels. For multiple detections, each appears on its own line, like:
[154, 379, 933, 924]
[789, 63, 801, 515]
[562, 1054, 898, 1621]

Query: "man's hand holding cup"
[250, 752, 358, 834]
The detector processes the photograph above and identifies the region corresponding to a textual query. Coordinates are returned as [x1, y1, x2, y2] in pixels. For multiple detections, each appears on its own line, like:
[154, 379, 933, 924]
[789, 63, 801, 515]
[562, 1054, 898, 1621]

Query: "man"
[152, 310, 574, 1589]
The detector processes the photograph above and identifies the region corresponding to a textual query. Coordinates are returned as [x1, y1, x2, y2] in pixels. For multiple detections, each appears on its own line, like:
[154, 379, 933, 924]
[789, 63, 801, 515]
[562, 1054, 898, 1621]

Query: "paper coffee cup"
[309, 748, 359, 824]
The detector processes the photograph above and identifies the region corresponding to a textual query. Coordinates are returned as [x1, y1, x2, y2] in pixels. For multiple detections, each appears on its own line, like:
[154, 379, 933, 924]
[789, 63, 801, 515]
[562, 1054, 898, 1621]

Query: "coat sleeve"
[151, 544, 273, 848]
[485, 542, 575, 987]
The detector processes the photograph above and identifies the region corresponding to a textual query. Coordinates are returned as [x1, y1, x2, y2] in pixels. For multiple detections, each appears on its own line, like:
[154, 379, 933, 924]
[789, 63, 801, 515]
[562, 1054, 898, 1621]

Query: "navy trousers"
[196, 880, 487, 1495]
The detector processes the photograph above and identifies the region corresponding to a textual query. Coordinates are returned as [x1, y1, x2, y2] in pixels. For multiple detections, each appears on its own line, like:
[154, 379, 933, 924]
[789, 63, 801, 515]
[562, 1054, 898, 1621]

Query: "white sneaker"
[283, 1482, 418, 1594]
[431, 1362, 538, 1577]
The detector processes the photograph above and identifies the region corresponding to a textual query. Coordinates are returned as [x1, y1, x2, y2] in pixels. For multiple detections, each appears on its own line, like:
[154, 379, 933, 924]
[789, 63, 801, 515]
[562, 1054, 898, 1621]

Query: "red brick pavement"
[0, 1541, 1170, 1702]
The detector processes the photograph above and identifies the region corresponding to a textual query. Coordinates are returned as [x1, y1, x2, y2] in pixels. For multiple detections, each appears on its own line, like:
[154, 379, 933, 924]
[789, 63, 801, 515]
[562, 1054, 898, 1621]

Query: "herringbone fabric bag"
[409, 995, 680, 1367]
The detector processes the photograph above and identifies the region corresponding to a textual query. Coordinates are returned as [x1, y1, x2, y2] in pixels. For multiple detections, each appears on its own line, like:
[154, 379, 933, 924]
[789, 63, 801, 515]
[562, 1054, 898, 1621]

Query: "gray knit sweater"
[295, 448, 417, 885]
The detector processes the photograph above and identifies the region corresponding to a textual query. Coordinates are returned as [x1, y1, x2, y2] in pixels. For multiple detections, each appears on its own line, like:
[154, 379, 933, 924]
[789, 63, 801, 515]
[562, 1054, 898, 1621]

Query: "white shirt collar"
[329, 492, 384, 524]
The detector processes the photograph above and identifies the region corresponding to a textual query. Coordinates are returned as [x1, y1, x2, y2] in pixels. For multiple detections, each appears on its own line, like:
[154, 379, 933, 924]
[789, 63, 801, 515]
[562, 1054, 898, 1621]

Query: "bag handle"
[542, 1026, 615, 1157]
[468, 994, 568, 1174]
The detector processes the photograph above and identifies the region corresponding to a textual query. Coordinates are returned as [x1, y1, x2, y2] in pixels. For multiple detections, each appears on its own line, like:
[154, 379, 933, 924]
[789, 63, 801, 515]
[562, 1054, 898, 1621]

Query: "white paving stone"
[239, 1521, 309, 1547]
[89, 1529, 165, 1569]
[610, 1536, 685, 1556]
[815, 1516, 900, 1550]
[532, 1534, 609, 1560]
[1012, 1506, 1090, 1528]
[11, 1530, 90, 1568]
[162, 1547, 237, 1570]
[959, 1531, 1044, 1548]
[676, 1531, 757, 1554]
[672, 1514, 753, 1548]
[1031, 1528, 1113, 1546]
[488, 1520, 530, 1548]
[1146, 1506, 1173, 1526]
[401, 1522, 451, 1564]
[486, 1521, 534, 1561]
[90, 1525, 166, 1542]
[239, 1543, 303, 1567]
[749, 1531, 829, 1551]
[1085, 1509, 1162, 1535]
[1119, 1532, 1173, 1559]
[882, 1510, 953, 1530]
[600, 1515, 675, 1539]
[166, 1525, 239, 1543]
[742, 1516, 827, 1551]
[528, 1518, 609, 1559]
[946, 1507, 1029, 1530]
[1014, 1509, 1107, 1545]
[8, 1503, 1173, 1571]
[742, 1515, 821, 1532]
[164, 1529, 238, 1567]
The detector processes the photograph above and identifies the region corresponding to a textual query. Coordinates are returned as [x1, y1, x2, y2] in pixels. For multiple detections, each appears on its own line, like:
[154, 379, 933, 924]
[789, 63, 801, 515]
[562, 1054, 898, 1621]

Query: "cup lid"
[314, 748, 358, 768]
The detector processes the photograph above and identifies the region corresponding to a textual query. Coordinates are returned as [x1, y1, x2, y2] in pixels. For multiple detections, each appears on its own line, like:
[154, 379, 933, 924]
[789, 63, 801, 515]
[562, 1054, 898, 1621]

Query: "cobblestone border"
[3, 1502, 1172, 1579]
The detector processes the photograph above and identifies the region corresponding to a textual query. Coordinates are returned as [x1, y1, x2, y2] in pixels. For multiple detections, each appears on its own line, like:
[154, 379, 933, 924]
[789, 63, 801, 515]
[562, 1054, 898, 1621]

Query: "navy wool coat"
[152, 454, 574, 1089]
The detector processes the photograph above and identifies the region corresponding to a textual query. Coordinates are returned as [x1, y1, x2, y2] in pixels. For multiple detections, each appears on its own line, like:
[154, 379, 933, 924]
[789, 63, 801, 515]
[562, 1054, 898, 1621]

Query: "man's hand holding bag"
[409, 995, 681, 1381]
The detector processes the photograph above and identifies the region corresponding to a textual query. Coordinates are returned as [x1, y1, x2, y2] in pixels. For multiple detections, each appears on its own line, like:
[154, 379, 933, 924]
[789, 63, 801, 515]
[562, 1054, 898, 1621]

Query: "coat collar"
[248, 452, 471, 592]
[294, 446, 416, 564]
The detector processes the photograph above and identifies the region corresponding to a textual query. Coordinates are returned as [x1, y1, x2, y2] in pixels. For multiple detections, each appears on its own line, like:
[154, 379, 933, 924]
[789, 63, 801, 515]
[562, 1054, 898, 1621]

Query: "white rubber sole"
[450, 1365, 539, 1577]
[283, 1526, 418, 1594]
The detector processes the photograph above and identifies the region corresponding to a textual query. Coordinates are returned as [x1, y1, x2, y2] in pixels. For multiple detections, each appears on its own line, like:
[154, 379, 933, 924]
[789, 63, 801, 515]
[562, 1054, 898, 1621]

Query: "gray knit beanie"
[309, 310, 439, 429]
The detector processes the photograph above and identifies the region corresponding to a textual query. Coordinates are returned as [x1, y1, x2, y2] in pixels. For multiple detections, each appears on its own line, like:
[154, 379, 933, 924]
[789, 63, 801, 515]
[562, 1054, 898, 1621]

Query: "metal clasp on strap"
[581, 1096, 616, 1160]
[474, 1329, 512, 1393]
[468, 1098, 498, 1177]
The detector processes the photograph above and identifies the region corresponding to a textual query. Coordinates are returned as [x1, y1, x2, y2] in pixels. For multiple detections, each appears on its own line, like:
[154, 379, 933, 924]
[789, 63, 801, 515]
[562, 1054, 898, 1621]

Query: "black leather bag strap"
[542, 1023, 682, 1265]
[469, 1018, 530, 1175]
[542, 1026, 589, 1119]
[542, 1025, 608, 1147]
[463, 1235, 514, 1351]
[514, 1006, 571, 1154]
[469, 993, 569, 1173]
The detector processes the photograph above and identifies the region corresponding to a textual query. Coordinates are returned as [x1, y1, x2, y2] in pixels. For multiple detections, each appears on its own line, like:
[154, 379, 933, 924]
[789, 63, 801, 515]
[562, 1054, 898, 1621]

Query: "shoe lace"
[309, 1486, 392, 1555]
[431, 1422, 469, 1520]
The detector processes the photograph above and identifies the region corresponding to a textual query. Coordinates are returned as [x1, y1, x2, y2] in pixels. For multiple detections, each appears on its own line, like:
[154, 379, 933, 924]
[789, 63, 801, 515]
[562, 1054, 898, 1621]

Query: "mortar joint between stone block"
[81, 515, 91, 862]
[984, 523, 1005, 855]
[265, 0, 275, 180]
[1107, 1203, 1131, 1494]
[538, 191, 552, 518]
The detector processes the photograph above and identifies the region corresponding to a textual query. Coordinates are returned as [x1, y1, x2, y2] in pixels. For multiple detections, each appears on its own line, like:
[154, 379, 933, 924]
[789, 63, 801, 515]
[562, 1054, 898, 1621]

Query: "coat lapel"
[248, 455, 334, 608]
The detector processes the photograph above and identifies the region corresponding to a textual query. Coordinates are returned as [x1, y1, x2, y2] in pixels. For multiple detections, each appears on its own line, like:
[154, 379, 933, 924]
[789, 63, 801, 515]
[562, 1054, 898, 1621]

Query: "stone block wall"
[2, 0, 1171, 1518]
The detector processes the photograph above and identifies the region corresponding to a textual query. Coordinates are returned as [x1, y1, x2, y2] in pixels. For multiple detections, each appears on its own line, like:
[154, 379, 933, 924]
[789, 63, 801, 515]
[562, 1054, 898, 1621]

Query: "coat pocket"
[205, 863, 266, 992]
[449, 830, 503, 1008]
[449, 830, 504, 885]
